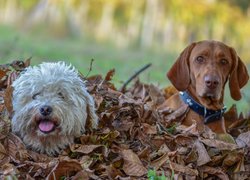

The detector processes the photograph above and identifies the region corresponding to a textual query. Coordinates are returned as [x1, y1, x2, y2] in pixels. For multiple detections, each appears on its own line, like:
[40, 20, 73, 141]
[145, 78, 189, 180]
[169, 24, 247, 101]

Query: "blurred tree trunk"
[1, 0, 22, 24]
[64, 1, 90, 37]
[28, 0, 68, 36]
[140, 0, 158, 48]
[163, 19, 174, 46]
[126, 1, 143, 45]
[96, 2, 115, 40]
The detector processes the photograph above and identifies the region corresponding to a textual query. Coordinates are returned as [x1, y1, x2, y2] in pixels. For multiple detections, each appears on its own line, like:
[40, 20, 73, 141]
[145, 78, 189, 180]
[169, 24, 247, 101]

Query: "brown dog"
[163, 40, 249, 133]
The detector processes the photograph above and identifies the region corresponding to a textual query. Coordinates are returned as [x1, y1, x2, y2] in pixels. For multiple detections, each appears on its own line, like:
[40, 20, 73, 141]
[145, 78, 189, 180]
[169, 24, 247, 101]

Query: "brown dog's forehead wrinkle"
[190, 41, 233, 68]
[191, 41, 230, 58]
[216, 51, 227, 59]
[190, 45, 210, 58]
[214, 46, 232, 59]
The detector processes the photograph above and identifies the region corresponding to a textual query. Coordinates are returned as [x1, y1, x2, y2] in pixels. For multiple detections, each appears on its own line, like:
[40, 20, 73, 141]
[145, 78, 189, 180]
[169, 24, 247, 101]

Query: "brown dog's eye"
[220, 59, 228, 65]
[196, 56, 205, 63]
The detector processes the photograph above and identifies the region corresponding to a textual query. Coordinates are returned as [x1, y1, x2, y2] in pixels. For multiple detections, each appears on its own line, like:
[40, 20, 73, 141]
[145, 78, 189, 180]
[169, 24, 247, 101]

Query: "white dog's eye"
[58, 92, 64, 99]
[32, 93, 40, 100]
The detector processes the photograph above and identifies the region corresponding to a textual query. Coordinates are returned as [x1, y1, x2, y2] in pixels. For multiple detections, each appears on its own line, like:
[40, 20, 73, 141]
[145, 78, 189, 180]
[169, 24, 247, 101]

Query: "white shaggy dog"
[11, 62, 98, 156]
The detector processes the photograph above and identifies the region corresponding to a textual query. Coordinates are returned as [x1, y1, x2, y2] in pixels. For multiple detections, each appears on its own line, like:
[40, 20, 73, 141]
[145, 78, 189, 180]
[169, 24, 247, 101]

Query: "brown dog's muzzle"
[204, 74, 220, 90]
[200, 71, 222, 99]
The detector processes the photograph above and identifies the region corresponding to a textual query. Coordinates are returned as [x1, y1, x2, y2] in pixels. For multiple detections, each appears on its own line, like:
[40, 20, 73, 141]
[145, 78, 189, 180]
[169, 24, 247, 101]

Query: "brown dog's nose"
[205, 75, 219, 89]
[40, 105, 53, 116]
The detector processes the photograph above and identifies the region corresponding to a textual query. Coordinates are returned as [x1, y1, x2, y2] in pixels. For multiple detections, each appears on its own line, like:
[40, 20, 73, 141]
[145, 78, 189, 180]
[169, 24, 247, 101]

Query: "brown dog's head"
[167, 40, 249, 101]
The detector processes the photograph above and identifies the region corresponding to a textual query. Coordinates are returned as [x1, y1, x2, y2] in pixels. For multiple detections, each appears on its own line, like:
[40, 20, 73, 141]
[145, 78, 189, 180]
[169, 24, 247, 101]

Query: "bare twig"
[85, 59, 94, 78]
[120, 63, 152, 92]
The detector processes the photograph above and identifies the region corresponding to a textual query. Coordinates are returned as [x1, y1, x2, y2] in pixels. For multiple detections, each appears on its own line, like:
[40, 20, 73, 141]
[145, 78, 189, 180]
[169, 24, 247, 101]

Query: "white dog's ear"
[84, 92, 99, 129]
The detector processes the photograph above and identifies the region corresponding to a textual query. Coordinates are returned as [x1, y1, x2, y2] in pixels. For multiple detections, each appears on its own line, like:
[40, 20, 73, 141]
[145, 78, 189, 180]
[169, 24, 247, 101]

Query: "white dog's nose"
[40, 105, 53, 116]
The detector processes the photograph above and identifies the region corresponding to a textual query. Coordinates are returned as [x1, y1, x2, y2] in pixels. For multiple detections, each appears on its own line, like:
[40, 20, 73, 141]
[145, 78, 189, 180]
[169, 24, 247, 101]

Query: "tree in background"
[0, 0, 250, 58]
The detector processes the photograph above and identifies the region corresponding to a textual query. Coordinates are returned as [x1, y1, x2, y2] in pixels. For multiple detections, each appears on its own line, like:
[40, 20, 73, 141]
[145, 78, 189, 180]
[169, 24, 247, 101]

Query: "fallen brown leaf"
[200, 138, 238, 151]
[70, 144, 104, 154]
[0, 142, 7, 161]
[236, 131, 250, 148]
[151, 152, 171, 170]
[0, 69, 7, 80]
[199, 166, 229, 180]
[3, 86, 13, 115]
[105, 69, 115, 81]
[121, 149, 147, 177]
[47, 159, 82, 179]
[167, 161, 199, 176]
[0, 60, 249, 179]
[194, 140, 211, 166]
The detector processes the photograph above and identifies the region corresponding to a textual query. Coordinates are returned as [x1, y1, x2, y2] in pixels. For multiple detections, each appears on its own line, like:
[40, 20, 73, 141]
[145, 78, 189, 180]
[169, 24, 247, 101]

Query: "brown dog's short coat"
[163, 40, 249, 133]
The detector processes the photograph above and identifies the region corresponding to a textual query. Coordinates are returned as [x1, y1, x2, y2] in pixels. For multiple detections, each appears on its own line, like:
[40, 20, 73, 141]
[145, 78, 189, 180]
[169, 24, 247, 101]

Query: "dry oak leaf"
[167, 161, 199, 176]
[97, 164, 123, 179]
[0, 69, 7, 80]
[70, 144, 104, 154]
[105, 69, 115, 81]
[231, 153, 246, 173]
[224, 104, 238, 129]
[71, 170, 91, 180]
[236, 131, 250, 148]
[194, 140, 211, 166]
[174, 134, 195, 146]
[120, 149, 147, 177]
[151, 151, 198, 176]
[47, 159, 82, 179]
[0, 163, 18, 177]
[141, 123, 157, 135]
[164, 103, 189, 122]
[4, 86, 13, 115]
[199, 166, 229, 180]
[200, 138, 238, 151]
[0, 142, 7, 161]
[0, 117, 11, 140]
[148, 84, 165, 106]
[18, 160, 58, 178]
[10, 59, 30, 71]
[6, 133, 30, 162]
[184, 148, 198, 164]
[151, 152, 171, 170]
[222, 151, 244, 168]
[79, 155, 94, 170]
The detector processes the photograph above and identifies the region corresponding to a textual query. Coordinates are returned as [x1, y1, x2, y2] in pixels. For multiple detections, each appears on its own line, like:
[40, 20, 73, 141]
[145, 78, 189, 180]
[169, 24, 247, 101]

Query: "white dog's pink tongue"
[39, 121, 55, 133]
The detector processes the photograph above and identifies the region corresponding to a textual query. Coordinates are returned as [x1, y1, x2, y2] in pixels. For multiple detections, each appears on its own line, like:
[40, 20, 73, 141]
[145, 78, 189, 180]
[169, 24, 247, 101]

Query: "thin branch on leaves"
[80, 59, 94, 80]
[120, 63, 152, 92]
[85, 59, 94, 78]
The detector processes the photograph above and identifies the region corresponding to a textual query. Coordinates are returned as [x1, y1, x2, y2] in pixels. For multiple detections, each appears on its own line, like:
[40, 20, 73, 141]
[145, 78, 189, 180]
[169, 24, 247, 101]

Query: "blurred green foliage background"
[0, 0, 250, 112]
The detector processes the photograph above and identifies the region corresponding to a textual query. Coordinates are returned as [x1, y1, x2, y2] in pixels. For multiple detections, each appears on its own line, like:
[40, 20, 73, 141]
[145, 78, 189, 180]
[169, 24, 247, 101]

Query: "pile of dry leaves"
[0, 60, 249, 179]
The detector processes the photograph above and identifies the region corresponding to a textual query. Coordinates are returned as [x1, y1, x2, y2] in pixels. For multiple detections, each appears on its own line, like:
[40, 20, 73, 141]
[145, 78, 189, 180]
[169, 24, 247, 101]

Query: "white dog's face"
[11, 62, 98, 155]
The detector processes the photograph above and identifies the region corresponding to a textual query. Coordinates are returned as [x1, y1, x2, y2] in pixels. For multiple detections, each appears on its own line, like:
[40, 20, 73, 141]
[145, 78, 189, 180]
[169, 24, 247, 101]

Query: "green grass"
[147, 168, 174, 180]
[0, 25, 174, 86]
[148, 169, 168, 180]
[0, 25, 249, 113]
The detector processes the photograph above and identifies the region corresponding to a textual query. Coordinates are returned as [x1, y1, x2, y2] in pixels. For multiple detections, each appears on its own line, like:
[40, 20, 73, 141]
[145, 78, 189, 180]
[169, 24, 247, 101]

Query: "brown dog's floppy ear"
[229, 47, 249, 101]
[167, 42, 196, 91]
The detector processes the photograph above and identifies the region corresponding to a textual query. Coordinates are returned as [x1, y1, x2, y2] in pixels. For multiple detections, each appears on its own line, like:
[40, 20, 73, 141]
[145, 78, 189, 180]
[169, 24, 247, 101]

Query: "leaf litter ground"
[0, 61, 249, 179]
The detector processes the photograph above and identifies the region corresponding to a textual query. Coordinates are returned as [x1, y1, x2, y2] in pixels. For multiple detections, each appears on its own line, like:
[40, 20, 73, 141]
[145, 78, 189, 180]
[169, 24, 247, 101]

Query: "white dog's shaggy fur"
[11, 62, 98, 156]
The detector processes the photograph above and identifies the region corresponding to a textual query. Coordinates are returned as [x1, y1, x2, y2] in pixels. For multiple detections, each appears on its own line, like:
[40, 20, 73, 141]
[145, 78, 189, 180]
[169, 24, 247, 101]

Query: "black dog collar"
[179, 91, 226, 124]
